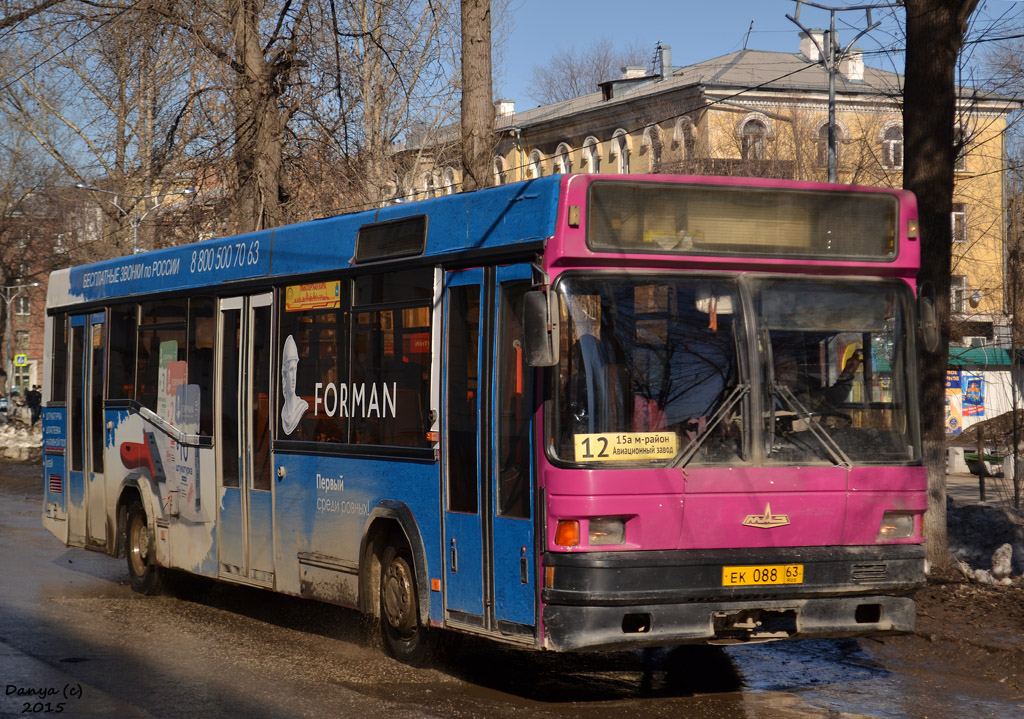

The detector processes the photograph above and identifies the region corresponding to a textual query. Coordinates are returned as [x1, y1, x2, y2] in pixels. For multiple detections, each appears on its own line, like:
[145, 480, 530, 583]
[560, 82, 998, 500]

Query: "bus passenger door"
[443, 270, 485, 621]
[490, 267, 536, 632]
[443, 266, 537, 635]
[217, 294, 275, 586]
[67, 312, 107, 550]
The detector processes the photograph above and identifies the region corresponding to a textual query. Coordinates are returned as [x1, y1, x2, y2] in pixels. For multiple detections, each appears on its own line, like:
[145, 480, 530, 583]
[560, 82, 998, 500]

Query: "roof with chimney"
[495, 41, 1019, 133]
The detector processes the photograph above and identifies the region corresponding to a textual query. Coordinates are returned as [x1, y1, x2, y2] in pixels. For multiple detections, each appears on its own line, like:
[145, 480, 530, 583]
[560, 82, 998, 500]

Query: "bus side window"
[50, 313, 68, 403]
[188, 297, 216, 436]
[108, 304, 137, 400]
[137, 300, 187, 415]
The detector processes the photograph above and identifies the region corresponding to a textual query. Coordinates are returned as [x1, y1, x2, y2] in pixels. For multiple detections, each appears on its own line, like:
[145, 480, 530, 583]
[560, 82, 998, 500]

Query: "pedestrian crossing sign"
[14, 354, 27, 367]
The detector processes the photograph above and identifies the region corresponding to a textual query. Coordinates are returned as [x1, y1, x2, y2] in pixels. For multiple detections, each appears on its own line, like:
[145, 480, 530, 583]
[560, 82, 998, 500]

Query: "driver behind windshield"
[772, 339, 863, 411]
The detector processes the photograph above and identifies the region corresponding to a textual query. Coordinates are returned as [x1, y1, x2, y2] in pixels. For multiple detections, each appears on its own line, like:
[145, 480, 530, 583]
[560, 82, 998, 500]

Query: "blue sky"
[496, 0, 1023, 108]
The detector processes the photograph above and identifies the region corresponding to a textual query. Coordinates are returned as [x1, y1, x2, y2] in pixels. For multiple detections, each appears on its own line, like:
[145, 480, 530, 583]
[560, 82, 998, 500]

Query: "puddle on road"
[727, 638, 1023, 718]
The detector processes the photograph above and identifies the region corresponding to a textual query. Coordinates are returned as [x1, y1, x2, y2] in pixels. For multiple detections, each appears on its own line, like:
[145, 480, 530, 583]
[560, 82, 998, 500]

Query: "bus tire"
[126, 498, 165, 595]
[379, 541, 434, 665]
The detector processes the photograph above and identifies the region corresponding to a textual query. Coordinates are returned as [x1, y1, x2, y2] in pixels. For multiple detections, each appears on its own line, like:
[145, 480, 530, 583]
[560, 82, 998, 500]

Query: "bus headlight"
[877, 512, 915, 541]
[589, 517, 625, 546]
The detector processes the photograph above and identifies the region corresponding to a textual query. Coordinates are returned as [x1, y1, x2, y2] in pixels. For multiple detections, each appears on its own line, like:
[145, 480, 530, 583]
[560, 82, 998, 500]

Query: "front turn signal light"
[555, 520, 580, 547]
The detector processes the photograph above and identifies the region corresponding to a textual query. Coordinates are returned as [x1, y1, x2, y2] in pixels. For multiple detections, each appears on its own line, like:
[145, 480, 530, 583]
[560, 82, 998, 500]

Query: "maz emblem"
[742, 503, 790, 529]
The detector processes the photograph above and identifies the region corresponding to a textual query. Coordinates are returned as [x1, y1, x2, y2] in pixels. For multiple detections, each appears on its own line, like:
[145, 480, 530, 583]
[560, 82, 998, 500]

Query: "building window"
[642, 125, 663, 173]
[952, 203, 967, 244]
[420, 171, 439, 198]
[611, 130, 630, 174]
[582, 137, 601, 173]
[882, 125, 903, 169]
[554, 143, 572, 174]
[954, 125, 969, 172]
[673, 117, 696, 160]
[528, 150, 544, 179]
[493, 157, 506, 186]
[951, 275, 968, 314]
[14, 296, 30, 316]
[816, 123, 844, 167]
[741, 119, 768, 161]
[15, 330, 30, 352]
[441, 167, 457, 195]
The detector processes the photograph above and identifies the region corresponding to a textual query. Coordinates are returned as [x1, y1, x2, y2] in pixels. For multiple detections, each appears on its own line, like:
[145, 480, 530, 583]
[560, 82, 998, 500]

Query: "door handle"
[450, 537, 457, 573]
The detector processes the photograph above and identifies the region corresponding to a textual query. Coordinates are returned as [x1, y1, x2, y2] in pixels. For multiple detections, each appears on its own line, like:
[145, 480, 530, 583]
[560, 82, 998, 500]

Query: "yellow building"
[488, 34, 1020, 346]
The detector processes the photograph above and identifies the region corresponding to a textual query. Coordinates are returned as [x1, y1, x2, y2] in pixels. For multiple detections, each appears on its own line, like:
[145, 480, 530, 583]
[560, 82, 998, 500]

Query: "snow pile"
[948, 499, 1024, 586]
[0, 421, 42, 462]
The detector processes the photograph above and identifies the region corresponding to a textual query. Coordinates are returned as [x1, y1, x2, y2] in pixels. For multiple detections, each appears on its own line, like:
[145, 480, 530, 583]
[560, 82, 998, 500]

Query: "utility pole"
[787, 1, 896, 183]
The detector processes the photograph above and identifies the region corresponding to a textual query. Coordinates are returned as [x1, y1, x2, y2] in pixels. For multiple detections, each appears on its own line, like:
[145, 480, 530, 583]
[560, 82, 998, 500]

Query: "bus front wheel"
[379, 542, 434, 665]
[126, 498, 165, 595]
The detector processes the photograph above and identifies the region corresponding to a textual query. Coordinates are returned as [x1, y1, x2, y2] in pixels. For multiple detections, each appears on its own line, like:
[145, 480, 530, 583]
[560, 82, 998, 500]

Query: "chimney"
[658, 44, 672, 79]
[799, 29, 824, 63]
[839, 49, 864, 81]
[494, 99, 515, 118]
[621, 65, 647, 79]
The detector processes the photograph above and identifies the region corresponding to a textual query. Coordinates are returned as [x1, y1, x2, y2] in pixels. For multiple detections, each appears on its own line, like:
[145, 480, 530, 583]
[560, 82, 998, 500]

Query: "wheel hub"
[382, 559, 416, 635]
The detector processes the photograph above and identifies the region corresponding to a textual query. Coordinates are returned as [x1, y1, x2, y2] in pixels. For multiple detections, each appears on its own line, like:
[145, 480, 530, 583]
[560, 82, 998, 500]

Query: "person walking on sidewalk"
[26, 385, 41, 427]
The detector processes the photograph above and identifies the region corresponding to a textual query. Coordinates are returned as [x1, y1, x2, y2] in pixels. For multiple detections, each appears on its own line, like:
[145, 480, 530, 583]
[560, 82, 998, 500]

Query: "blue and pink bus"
[42, 174, 926, 662]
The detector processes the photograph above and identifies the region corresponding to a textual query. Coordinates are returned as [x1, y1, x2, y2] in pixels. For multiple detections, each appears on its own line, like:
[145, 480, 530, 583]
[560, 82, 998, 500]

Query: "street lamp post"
[1, 281, 42, 395]
[74, 183, 196, 255]
[787, 1, 895, 183]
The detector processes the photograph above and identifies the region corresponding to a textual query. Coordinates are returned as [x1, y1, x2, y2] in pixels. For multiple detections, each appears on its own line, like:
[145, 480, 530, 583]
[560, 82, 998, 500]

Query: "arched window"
[881, 125, 903, 169]
[528, 150, 544, 179]
[641, 125, 663, 173]
[673, 117, 695, 161]
[815, 120, 848, 169]
[816, 124, 831, 167]
[441, 167, 458, 195]
[582, 136, 601, 173]
[611, 129, 630, 174]
[554, 143, 573, 174]
[493, 157, 506, 186]
[741, 118, 768, 161]
[419, 171, 439, 198]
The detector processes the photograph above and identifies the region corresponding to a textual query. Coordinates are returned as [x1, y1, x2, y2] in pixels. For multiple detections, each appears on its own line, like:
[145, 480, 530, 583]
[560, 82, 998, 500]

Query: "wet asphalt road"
[1, 461, 1021, 719]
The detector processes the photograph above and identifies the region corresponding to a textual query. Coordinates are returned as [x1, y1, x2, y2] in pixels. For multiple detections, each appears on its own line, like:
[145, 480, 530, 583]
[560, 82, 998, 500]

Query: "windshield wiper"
[773, 385, 853, 468]
[670, 383, 749, 469]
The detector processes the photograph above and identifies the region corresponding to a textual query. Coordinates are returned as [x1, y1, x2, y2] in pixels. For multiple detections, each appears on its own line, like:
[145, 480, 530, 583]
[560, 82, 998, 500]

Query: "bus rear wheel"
[126, 498, 165, 595]
[379, 542, 434, 665]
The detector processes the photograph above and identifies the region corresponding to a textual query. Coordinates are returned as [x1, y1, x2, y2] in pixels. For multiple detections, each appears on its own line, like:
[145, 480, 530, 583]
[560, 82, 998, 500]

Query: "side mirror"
[523, 289, 560, 366]
[918, 295, 940, 353]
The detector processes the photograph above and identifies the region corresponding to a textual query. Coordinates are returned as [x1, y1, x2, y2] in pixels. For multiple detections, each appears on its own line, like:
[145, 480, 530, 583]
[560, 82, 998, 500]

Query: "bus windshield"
[553, 275, 745, 465]
[551, 275, 917, 467]
[756, 277, 916, 465]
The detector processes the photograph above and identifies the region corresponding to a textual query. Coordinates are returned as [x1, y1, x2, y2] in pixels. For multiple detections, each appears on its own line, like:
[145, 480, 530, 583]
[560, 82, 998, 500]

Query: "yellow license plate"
[722, 564, 804, 586]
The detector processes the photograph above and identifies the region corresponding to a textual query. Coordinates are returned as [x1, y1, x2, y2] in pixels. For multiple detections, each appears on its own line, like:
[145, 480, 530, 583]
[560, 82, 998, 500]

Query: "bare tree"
[0, 2, 219, 253]
[903, 0, 981, 568]
[526, 38, 650, 105]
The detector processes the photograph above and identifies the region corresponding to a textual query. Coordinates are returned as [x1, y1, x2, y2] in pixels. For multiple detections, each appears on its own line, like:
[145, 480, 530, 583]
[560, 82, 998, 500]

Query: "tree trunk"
[460, 0, 492, 192]
[903, 0, 979, 568]
[230, 0, 285, 232]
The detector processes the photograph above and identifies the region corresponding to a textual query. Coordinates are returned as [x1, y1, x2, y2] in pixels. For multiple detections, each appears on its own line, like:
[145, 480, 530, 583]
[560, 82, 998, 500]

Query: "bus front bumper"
[540, 545, 925, 652]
